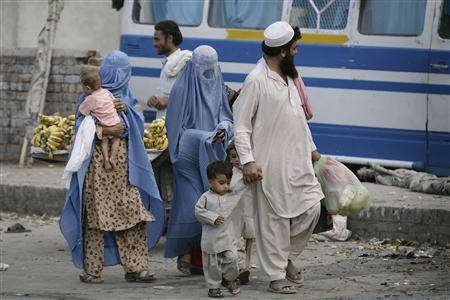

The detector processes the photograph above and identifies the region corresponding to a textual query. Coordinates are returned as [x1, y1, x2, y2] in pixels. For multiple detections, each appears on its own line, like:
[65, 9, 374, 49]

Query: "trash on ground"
[383, 248, 433, 259]
[358, 253, 375, 257]
[0, 263, 9, 271]
[316, 215, 352, 241]
[5, 223, 31, 233]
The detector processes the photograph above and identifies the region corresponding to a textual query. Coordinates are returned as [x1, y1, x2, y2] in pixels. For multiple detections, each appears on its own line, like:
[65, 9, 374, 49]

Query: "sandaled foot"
[269, 279, 297, 294]
[222, 279, 240, 295]
[238, 270, 250, 285]
[286, 259, 304, 285]
[177, 257, 191, 275]
[208, 288, 224, 298]
[124, 270, 156, 282]
[79, 273, 104, 284]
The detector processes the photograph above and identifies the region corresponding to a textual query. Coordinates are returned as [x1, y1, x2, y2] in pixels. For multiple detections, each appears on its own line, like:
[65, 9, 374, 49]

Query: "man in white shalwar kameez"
[233, 21, 324, 294]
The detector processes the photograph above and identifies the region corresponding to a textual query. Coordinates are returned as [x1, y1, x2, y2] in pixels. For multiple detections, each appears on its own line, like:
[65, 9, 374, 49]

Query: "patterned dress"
[83, 138, 155, 278]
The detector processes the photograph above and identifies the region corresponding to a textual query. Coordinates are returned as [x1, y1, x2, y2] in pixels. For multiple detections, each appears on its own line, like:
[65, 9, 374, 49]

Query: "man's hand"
[157, 97, 168, 110]
[211, 129, 225, 144]
[312, 150, 321, 161]
[243, 161, 263, 184]
[214, 215, 225, 225]
[147, 96, 168, 110]
[114, 100, 127, 113]
[102, 123, 124, 137]
[147, 96, 159, 108]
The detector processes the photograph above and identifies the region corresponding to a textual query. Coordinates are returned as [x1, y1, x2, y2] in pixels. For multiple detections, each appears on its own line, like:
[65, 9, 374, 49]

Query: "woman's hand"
[102, 123, 124, 137]
[114, 100, 127, 113]
[211, 129, 225, 144]
[242, 161, 263, 184]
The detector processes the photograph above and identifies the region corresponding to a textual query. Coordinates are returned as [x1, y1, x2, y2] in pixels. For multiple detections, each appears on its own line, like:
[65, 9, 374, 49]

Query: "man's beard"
[279, 54, 298, 78]
[157, 42, 171, 55]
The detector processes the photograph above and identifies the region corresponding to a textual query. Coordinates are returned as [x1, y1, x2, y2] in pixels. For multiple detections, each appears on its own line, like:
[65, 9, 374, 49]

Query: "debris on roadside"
[0, 263, 9, 271]
[5, 223, 31, 233]
[0, 213, 60, 227]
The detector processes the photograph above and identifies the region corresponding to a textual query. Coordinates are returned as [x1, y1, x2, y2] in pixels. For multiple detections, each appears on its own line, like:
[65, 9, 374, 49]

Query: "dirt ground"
[0, 214, 449, 300]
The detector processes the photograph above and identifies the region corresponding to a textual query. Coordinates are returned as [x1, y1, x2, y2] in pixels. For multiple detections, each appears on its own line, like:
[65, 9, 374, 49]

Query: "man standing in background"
[147, 20, 191, 118]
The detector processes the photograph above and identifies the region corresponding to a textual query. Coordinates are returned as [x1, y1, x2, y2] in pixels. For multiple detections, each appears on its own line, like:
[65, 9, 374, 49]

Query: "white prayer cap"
[263, 21, 294, 48]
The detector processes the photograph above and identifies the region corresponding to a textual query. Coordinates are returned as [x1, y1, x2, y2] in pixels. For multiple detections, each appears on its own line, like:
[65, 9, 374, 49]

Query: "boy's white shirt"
[195, 180, 247, 254]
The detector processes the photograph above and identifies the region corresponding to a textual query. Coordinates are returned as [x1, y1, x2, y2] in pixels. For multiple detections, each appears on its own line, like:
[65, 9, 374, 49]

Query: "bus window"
[289, 0, 350, 30]
[132, 0, 204, 26]
[439, 0, 450, 39]
[208, 0, 282, 29]
[358, 0, 426, 36]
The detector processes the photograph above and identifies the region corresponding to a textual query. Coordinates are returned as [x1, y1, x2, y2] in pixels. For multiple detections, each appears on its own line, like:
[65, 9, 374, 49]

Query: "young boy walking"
[195, 160, 247, 298]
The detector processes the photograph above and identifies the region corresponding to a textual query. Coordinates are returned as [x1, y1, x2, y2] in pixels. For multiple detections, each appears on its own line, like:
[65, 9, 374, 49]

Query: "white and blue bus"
[120, 0, 450, 176]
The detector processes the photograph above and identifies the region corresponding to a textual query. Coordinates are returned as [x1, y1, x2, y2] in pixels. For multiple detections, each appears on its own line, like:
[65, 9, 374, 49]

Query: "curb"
[1, 182, 449, 246]
[1, 184, 66, 216]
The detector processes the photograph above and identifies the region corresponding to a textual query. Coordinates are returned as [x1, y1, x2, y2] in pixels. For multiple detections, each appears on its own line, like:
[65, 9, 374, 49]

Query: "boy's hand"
[214, 215, 225, 225]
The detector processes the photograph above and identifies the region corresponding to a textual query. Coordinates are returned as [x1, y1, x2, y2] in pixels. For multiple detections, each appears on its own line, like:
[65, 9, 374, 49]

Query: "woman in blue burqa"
[165, 45, 233, 274]
[60, 50, 165, 283]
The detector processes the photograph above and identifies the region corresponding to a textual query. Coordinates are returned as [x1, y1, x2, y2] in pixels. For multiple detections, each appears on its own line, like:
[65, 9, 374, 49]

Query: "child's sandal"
[208, 288, 224, 298]
[223, 279, 240, 295]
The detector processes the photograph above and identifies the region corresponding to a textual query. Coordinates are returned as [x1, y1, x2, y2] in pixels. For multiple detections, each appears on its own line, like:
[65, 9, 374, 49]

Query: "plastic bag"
[313, 157, 369, 216]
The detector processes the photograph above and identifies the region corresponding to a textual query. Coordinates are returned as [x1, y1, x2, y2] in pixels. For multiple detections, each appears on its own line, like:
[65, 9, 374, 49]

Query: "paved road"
[1, 216, 449, 300]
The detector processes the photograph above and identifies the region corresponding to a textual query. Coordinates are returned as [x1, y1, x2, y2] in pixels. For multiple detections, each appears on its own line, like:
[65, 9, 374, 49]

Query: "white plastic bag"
[62, 116, 95, 188]
[314, 157, 369, 216]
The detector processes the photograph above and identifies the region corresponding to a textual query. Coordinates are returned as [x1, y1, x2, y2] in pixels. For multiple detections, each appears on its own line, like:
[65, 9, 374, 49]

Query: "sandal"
[222, 279, 240, 296]
[286, 259, 304, 285]
[208, 288, 224, 298]
[124, 270, 156, 282]
[79, 273, 104, 284]
[268, 279, 297, 294]
[177, 257, 191, 275]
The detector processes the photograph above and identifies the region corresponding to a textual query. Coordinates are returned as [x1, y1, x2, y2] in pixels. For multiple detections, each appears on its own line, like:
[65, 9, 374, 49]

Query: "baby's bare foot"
[109, 157, 116, 170]
[104, 160, 113, 172]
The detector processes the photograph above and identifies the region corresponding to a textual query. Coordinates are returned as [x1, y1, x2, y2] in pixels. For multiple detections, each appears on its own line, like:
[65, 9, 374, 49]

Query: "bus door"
[427, 0, 450, 175]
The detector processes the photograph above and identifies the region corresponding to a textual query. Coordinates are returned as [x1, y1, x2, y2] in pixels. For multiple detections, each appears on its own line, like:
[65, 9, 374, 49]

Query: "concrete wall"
[1, 0, 121, 55]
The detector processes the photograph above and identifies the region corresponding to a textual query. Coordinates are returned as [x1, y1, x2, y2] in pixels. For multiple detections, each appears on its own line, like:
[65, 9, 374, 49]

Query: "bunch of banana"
[143, 117, 168, 150]
[31, 113, 76, 160]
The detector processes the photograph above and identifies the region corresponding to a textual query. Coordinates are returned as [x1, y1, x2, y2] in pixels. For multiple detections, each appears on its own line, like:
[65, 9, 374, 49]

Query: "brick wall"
[0, 48, 98, 161]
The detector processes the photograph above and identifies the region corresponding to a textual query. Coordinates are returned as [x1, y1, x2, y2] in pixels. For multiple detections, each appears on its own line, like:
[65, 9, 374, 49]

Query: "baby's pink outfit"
[78, 88, 121, 126]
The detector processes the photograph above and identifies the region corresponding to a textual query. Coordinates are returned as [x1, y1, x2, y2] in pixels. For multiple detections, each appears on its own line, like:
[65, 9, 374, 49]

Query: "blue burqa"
[60, 50, 165, 268]
[164, 45, 233, 258]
